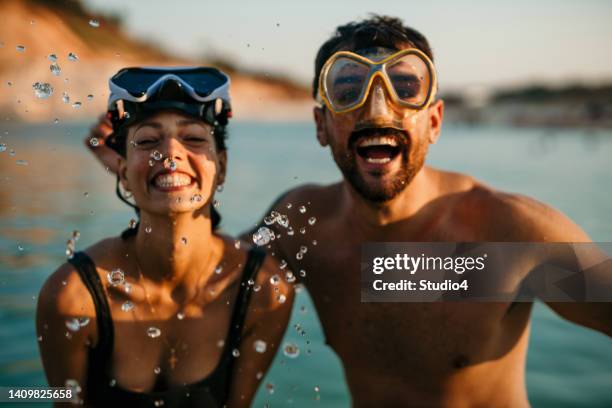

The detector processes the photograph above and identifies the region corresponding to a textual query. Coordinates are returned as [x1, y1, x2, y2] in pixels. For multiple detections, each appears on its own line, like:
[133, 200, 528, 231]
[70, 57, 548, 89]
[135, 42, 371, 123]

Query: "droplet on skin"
[163, 157, 177, 171]
[16, 45, 25, 52]
[62, 92, 70, 104]
[299, 227, 306, 234]
[16, 159, 28, 166]
[181, 237, 187, 245]
[50, 63, 61, 76]
[300, 246, 308, 254]
[32, 82, 53, 99]
[176, 312, 185, 320]
[145, 226, 152, 233]
[254, 340, 267, 353]
[234, 240, 241, 249]
[47, 54, 57, 62]
[147, 326, 161, 338]
[299, 205, 306, 214]
[89, 137, 99, 147]
[277, 294, 287, 303]
[154, 400, 164, 407]
[217, 339, 225, 348]
[252, 226, 274, 246]
[214, 265, 223, 274]
[150, 150, 162, 161]
[121, 301, 134, 312]
[279, 260, 287, 269]
[87, 94, 93, 101]
[308, 217, 317, 225]
[153, 366, 161, 374]
[232, 349, 240, 357]
[71, 102, 82, 109]
[68, 52, 78, 62]
[106, 268, 125, 286]
[128, 219, 137, 229]
[269, 275, 280, 285]
[89, 19, 100, 28]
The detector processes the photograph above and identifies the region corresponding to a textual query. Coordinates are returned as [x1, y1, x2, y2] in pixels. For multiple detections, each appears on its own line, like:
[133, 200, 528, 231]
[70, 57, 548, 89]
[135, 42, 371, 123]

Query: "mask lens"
[111, 69, 166, 97]
[177, 68, 228, 97]
[386, 54, 431, 107]
[325, 57, 370, 110]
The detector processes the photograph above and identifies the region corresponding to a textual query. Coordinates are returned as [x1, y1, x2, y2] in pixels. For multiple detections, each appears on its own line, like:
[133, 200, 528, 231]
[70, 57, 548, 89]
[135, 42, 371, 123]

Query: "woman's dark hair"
[313, 15, 434, 99]
[114, 113, 228, 238]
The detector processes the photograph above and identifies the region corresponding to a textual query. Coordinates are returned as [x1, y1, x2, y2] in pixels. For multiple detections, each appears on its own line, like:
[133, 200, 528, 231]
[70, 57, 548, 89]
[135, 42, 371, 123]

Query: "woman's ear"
[216, 150, 227, 187]
[117, 155, 130, 192]
[314, 106, 329, 147]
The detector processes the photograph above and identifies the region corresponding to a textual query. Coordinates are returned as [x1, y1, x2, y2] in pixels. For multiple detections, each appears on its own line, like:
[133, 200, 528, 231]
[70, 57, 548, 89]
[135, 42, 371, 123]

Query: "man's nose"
[362, 78, 393, 120]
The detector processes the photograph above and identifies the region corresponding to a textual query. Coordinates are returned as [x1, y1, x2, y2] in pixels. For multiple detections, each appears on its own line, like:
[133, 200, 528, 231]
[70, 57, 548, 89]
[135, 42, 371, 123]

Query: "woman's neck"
[132, 211, 220, 299]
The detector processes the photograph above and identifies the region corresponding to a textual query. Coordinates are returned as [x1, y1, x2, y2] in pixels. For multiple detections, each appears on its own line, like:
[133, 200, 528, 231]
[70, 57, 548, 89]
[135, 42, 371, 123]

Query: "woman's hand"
[85, 114, 121, 174]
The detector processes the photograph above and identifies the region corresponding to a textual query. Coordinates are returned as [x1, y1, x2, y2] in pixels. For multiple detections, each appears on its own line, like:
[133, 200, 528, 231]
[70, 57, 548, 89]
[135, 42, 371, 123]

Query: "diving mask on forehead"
[318, 48, 437, 114]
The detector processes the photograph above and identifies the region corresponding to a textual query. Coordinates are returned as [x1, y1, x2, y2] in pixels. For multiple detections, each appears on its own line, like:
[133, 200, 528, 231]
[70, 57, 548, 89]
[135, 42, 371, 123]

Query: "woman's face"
[118, 111, 226, 216]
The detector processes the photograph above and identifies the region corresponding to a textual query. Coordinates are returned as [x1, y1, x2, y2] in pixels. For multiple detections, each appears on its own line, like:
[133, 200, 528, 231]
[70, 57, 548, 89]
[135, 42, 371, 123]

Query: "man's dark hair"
[313, 15, 434, 99]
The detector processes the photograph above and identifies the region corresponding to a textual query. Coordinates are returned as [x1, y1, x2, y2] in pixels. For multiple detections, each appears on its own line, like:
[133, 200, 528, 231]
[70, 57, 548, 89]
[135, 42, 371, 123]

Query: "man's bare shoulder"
[445, 174, 589, 242]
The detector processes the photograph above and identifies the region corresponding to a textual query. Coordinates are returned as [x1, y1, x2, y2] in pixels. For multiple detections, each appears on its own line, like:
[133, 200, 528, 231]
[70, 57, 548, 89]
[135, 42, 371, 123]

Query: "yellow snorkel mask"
[318, 48, 437, 115]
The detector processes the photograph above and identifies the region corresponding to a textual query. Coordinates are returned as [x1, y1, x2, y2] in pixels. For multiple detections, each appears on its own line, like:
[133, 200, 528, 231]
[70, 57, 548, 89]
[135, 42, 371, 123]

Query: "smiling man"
[248, 15, 611, 407]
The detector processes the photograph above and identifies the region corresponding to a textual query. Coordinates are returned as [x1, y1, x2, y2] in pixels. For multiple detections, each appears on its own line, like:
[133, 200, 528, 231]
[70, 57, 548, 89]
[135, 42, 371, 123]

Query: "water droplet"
[299, 269, 306, 278]
[106, 268, 125, 286]
[181, 237, 187, 245]
[154, 399, 164, 407]
[65, 318, 80, 332]
[270, 275, 280, 285]
[265, 383, 275, 394]
[109, 379, 116, 387]
[89, 19, 100, 28]
[16, 159, 28, 166]
[308, 217, 317, 226]
[254, 340, 267, 353]
[312, 240, 318, 246]
[216, 184, 224, 193]
[287, 227, 294, 236]
[47, 54, 57, 62]
[252, 226, 274, 246]
[314, 385, 320, 392]
[217, 339, 225, 348]
[176, 312, 185, 320]
[16, 45, 25, 52]
[296, 252, 303, 260]
[150, 150, 162, 161]
[148, 159, 155, 167]
[53, 118, 60, 124]
[279, 259, 287, 269]
[300, 245, 308, 254]
[283, 342, 300, 358]
[147, 326, 161, 338]
[299, 205, 306, 214]
[62, 92, 70, 104]
[87, 94, 94, 101]
[9, 149, 16, 157]
[38, 335, 43, 342]
[213, 199, 220, 208]
[163, 157, 177, 171]
[277, 214, 289, 228]
[65, 379, 81, 393]
[277, 294, 287, 303]
[121, 301, 134, 312]
[234, 240, 241, 249]
[71, 101, 82, 109]
[285, 271, 295, 283]
[232, 348, 240, 357]
[256, 371, 263, 380]
[300, 305, 307, 314]
[153, 366, 161, 374]
[32, 82, 53, 99]
[17, 244, 24, 251]
[68, 52, 79, 62]
[299, 227, 306, 234]
[50, 62, 61, 76]
[89, 137, 99, 147]
[124, 282, 132, 294]
[128, 218, 137, 229]
[214, 265, 223, 274]
[0, 143, 6, 153]
[263, 215, 275, 225]
[253, 284, 261, 292]
[145, 226, 152, 233]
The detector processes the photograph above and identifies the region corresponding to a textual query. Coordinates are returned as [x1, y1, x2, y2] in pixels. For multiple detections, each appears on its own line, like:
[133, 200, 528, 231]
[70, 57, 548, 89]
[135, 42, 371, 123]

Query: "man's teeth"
[357, 136, 399, 148]
[365, 157, 392, 164]
[154, 173, 192, 188]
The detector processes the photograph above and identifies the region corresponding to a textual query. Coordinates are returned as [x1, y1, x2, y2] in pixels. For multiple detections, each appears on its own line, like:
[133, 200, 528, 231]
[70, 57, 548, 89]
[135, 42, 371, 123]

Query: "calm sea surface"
[0, 122, 611, 407]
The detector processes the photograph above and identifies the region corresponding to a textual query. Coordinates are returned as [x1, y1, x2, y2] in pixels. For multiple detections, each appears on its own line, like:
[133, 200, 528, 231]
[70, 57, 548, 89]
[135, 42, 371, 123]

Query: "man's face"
[315, 46, 443, 203]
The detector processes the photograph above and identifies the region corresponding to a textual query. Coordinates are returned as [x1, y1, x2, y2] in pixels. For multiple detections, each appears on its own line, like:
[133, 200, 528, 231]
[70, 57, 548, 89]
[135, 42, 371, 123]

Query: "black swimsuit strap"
[68, 252, 115, 380]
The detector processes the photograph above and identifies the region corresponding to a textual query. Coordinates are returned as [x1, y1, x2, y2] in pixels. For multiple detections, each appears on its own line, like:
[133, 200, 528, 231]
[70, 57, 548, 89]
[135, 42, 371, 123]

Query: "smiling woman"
[35, 67, 294, 408]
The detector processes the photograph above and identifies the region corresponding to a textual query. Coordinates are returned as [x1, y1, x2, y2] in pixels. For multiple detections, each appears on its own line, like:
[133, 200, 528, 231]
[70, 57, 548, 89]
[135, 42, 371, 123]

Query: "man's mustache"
[348, 125, 410, 150]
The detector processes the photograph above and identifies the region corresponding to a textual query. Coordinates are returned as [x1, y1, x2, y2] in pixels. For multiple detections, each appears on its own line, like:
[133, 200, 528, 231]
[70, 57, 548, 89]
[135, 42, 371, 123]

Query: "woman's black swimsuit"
[68, 247, 265, 407]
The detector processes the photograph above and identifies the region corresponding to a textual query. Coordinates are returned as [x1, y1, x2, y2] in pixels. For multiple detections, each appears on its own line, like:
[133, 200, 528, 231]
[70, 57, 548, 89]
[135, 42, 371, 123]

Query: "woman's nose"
[161, 137, 184, 160]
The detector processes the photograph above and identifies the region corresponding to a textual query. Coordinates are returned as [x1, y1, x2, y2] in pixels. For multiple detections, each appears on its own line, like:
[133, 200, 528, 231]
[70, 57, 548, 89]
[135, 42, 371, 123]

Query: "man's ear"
[216, 150, 227, 187]
[427, 99, 445, 144]
[314, 106, 329, 147]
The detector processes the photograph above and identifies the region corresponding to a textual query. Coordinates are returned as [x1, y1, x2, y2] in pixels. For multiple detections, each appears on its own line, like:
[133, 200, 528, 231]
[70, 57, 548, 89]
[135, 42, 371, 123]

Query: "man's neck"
[341, 166, 439, 233]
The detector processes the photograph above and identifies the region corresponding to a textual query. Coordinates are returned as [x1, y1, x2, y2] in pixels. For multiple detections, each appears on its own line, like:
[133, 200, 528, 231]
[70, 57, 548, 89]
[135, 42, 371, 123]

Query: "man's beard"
[332, 127, 426, 203]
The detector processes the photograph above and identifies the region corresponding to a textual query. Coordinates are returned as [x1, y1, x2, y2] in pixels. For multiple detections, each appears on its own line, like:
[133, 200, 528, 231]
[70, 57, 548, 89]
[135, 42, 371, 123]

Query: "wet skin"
[39, 112, 293, 407]
[245, 50, 612, 406]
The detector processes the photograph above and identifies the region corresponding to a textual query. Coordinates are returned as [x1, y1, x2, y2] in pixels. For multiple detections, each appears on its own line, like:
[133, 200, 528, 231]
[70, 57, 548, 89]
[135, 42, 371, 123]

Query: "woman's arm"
[36, 263, 98, 406]
[226, 256, 295, 407]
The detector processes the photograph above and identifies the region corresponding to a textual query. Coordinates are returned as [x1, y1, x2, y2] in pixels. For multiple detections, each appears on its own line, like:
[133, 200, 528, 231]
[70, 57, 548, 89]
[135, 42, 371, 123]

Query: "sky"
[83, 0, 612, 92]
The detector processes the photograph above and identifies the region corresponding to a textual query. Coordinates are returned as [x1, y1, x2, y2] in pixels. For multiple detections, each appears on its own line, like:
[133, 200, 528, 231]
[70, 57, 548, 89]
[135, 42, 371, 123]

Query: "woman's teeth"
[154, 173, 192, 188]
